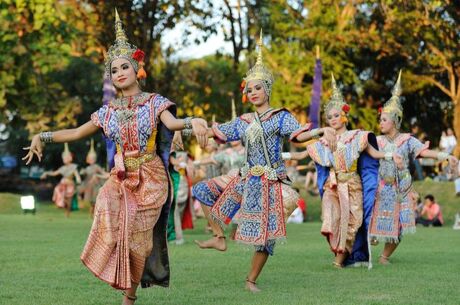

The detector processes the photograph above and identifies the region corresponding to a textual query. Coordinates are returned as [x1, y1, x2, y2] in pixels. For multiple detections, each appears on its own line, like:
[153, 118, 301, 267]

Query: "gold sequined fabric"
[321, 174, 363, 253]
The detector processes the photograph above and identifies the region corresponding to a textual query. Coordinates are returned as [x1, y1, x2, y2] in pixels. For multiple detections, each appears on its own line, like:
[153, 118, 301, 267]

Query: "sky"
[161, 22, 233, 60]
[160, 0, 234, 60]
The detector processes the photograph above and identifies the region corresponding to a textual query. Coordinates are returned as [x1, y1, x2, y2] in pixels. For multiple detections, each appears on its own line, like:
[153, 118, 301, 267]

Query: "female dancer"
[23, 10, 208, 305]
[41, 143, 81, 217]
[305, 74, 403, 268]
[79, 139, 107, 218]
[369, 71, 458, 264]
[192, 31, 335, 292]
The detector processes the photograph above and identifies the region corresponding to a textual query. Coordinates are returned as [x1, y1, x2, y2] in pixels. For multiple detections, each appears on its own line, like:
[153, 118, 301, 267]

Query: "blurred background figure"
[416, 194, 444, 227]
[40, 143, 81, 217]
[303, 160, 318, 196]
[79, 139, 107, 218]
[287, 187, 307, 224]
[439, 128, 457, 154]
[167, 132, 195, 245]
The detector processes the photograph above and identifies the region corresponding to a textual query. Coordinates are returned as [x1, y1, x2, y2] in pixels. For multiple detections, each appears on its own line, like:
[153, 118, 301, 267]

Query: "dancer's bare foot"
[378, 254, 390, 265]
[194, 235, 227, 251]
[332, 261, 343, 269]
[245, 278, 261, 293]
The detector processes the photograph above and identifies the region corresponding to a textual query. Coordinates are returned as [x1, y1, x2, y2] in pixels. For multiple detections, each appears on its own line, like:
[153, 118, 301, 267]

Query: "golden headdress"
[62, 143, 72, 160]
[231, 98, 237, 119]
[241, 29, 274, 102]
[381, 70, 403, 128]
[105, 9, 146, 79]
[86, 139, 97, 163]
[324, 73, 350, 115]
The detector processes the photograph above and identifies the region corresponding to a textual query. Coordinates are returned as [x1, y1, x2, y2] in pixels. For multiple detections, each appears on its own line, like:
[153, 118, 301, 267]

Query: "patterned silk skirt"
[321, 174, 363, 254]
[80, 153, 168, 290]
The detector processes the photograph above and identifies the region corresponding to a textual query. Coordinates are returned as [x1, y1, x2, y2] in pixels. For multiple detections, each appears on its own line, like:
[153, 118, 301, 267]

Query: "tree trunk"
[454, 100, 460, 157]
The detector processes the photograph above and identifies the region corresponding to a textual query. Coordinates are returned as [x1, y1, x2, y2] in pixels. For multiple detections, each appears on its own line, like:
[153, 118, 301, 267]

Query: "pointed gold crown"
[243, 29, 274, 97]
[87, 139, 97, 161]
[231, 98, 237, 120]
[62, 143, 71, 159]
[105, 9, 140, 76]
[324, 73, 347, 114]
[382, 70, 403, 120]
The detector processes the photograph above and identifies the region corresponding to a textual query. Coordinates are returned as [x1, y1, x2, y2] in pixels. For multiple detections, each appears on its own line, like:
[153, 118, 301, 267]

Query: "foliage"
[362, 0, 460, 154]
[0, 1, 104, 137]
[1, 0, 460, 164]
[162, 54, 243, 122]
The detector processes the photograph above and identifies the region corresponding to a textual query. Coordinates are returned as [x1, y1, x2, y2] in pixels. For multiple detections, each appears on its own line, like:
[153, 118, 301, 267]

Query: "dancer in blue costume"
[193, 31, 336, 292]
[369, 71, 458, 265]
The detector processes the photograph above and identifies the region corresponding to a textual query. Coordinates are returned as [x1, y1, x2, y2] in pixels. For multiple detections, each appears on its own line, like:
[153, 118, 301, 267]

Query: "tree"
[265, 0, 381, 131]
[370, 1, 460, 155]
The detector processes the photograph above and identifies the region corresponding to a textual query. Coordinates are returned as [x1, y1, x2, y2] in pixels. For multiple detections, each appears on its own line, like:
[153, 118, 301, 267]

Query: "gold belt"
[336, 171, 358, 183]
[250, 165, 265, 176]
[124, 154, 154, 171]
[241, 164, 278, 181]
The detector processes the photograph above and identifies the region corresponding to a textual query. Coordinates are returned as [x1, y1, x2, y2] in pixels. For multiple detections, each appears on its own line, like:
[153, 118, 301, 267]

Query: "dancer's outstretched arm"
[23, 121, 99, 164]
[295, 127, 337, 152]
[159, 110, 208, 147]
[365, 145, 404, 169]
[418, 149, 458, 168]
[41, 168, 62, 179]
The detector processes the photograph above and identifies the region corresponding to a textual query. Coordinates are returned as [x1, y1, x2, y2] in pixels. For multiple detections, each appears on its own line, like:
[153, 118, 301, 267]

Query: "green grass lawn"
[0, 185, 459, 305]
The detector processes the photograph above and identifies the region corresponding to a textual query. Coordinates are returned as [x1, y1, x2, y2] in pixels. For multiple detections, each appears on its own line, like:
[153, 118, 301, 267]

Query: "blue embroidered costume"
[369, 134, 428, 243]
[193, 109, 309, 254]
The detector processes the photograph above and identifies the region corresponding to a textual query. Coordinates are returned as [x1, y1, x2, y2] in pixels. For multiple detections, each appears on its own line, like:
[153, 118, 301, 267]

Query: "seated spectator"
[414, 196, 423, 219]
[304, 160, 319, 196]
[440, 128, 457, 154]
[416, 194, 444, 227]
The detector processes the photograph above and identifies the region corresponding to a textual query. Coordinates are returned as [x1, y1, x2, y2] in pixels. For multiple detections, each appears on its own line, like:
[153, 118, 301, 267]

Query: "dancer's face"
[111, 58, 137, 90]
[62, 154, 72, 164]
[379, 112, 396, 134]
[247, 80, 268, 107]
[86, 155, 96, 165]
[326, 108, 343, 130]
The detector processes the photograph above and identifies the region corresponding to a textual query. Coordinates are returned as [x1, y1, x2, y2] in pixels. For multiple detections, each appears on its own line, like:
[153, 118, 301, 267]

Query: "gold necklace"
[385, 132, 400, 142]
[112, 92, 149, 125]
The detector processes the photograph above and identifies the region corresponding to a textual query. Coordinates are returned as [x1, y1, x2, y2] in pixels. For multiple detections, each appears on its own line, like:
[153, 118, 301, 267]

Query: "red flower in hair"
[342, 104, 351, 113]
[378, 107, 382, 114]
[132, 49, 145, 62]
[240, 80, 246, 93]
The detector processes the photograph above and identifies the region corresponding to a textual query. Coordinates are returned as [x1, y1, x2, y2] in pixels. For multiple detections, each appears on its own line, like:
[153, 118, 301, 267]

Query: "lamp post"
[20, 195, 36, 215]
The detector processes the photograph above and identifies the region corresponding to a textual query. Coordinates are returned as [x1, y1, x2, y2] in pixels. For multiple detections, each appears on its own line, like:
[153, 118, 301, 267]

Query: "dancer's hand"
[22, 134, 43, 165]
[40, 172, 47, 180]
[172, 131, 184, 151]
[191, 118, 208, 148]
[321, 127, 337, 152]
[393, 153, 404, 170]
